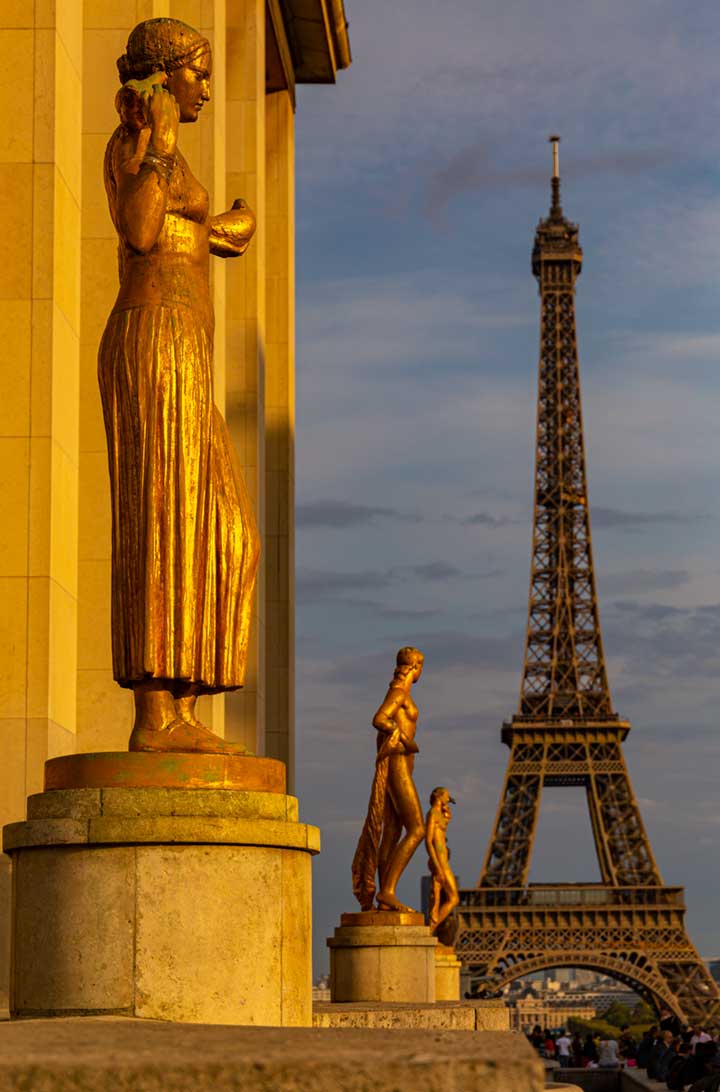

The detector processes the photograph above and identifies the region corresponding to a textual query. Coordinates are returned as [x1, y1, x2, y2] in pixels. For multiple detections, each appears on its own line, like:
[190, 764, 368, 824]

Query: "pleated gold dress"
[99, 131, 259, 692]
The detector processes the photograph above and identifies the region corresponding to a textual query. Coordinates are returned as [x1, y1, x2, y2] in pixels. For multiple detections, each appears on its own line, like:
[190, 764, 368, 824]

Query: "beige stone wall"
[264, 89, 295, 784]
[0, 0, 299, 1004]
[224, 0, 266, 754]
[0, 0, 84, 1007]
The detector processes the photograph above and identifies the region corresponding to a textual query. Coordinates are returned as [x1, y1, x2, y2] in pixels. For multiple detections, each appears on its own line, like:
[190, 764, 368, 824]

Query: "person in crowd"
[529, 1024, 544, 1053]
[571, 1032, 584, 1067]
[692, 1028, 713, 1053]
[656, 1037, 681, 1083]
[648, 1031, 675, 1079]
[667, 1041, 695, 1090]
[583, 1032, 599, 1067]
[638, 1026, 659, 1069]
[544, 1030, 556, 1059]
[556, 1030, 572, 1068]
[680, 1041, 720, 1092]
[620, 1024, 638, 1065]
[598, 1035, 621, 1069]
[660, 1008, 682, 1037]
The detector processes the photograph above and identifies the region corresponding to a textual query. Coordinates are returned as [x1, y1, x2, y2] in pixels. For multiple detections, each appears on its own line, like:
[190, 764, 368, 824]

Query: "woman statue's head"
[117, 19, 212, 124]
[118, 19, 210, 83]
[394, 646, 424, 684]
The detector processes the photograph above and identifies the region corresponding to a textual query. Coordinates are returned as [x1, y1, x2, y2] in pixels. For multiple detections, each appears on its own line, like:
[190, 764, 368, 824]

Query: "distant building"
[508, 998, 597, 1033]
[313, 973, 331, 1002]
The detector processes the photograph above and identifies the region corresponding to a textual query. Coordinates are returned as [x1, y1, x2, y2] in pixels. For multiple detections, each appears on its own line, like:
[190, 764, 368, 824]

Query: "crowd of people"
[527, 1010, 720, 1091]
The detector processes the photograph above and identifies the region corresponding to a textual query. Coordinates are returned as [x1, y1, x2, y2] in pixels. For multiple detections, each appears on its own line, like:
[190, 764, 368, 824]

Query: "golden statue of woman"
[99, 19, 260, 754]
[352, 647, 426, 913]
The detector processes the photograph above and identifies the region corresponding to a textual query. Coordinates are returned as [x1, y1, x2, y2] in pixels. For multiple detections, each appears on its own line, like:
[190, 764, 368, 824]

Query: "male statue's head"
[430, 786, 456, 808]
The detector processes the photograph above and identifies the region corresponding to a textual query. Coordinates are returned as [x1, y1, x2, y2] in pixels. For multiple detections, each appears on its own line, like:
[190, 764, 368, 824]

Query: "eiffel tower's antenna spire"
[549, 133, 562, 217]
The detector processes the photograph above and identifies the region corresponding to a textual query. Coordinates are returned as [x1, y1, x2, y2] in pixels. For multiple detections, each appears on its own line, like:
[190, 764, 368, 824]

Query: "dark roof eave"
[283, 0, 351, 84]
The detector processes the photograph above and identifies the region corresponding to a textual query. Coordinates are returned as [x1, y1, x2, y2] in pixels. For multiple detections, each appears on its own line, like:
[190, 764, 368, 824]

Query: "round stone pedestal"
[327, 911, 437, 1003]
[3, 754, 320, 1026]
[434, 944, 462, 1001]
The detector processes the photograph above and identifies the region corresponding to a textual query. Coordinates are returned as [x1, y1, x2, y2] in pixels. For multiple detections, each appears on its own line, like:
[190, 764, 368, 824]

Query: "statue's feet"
[376, 890, 417, 913]
[129, 718, 251, 756]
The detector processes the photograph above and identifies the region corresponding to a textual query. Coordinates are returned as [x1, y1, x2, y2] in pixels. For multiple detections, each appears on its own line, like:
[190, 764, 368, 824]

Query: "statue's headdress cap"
[117, 18, 210, 84]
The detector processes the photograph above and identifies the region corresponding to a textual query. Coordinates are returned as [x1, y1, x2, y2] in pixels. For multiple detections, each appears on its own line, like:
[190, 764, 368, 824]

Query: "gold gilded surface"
[426, 787, 459, 945]
[45, 753, 286, 794]
[98, 19, 260, 756]
[351, 647, 425, 913]
[340, 911, 425, 928]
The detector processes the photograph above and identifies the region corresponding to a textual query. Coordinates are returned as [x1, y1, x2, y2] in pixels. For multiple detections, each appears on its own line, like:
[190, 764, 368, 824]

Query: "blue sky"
[291, 0, 720, 974]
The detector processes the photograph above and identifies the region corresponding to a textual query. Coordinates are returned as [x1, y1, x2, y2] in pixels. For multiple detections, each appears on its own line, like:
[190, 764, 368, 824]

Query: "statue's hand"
[210, 199, 256, 257]
[145, 82, 179, 157]
[224, 198, 257, 236]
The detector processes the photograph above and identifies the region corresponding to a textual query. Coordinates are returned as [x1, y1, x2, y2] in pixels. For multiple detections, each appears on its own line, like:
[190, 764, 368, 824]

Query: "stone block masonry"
[0, 1019, 546, 1092]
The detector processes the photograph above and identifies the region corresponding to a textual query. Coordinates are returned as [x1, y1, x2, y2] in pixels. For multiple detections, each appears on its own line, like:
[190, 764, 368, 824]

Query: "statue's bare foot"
[129, 718, 251, 755]
[376, 890, 417, 913]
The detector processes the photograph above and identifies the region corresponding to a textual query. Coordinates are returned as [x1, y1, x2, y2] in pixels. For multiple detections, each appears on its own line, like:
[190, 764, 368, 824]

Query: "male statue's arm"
[425, 810, 442, 876]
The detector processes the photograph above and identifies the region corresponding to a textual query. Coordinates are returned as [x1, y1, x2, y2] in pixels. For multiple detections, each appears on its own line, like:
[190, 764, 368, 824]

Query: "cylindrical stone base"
[3, 768, 320, 1026]
[328, 911, 437, 1003]
[434, 944, 462, 1001]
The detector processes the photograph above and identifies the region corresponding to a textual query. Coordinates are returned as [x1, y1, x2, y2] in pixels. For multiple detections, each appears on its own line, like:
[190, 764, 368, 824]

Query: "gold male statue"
[99, 19, 260, 755]
[352, 647, 425, 913]
[426, 786, 459, 944]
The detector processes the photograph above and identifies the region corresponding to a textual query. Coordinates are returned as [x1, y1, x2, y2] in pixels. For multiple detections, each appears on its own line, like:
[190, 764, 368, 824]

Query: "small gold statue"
[352, 647, 425, 913]
[98, 19, 260, 755]
[426, 787, 459, 944]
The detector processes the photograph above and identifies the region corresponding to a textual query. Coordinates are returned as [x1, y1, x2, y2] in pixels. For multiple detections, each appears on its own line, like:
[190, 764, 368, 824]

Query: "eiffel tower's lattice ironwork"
[457, 138, 720, 1025]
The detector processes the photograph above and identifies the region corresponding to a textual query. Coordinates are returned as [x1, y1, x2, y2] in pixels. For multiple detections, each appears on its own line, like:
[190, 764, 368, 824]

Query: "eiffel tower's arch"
[468, 954, 680, 1019]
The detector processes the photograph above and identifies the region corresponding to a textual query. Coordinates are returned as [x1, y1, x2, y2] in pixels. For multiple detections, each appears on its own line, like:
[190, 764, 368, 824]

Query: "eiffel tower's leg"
[656, 957, 720, 1025]
[479, 739, 543, 887]
[585, 739, 661, 886]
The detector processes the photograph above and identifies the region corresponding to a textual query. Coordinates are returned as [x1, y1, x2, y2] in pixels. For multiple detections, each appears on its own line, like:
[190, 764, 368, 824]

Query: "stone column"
[0, 0, 83, 1007]
[264, 88, 295, 784]
[225, 0, 267, 754]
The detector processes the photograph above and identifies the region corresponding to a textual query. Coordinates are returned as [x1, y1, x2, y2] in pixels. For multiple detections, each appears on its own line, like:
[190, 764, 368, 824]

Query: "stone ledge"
[327, 924, 437, 947]
[0, 1018, 544, 1092]
[4, 816, 320, 854]
[27, 787, 300, 822]
[313, 999, 510, 1031]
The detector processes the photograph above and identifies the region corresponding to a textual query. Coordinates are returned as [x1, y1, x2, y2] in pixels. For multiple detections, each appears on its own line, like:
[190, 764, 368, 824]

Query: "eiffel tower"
[456, 138, 720, 1024]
